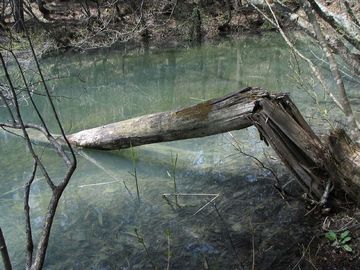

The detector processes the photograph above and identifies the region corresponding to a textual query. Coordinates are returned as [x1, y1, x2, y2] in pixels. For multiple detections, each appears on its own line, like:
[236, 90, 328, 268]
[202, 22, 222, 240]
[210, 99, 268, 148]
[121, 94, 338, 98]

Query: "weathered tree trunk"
[65, 87, 360, 203]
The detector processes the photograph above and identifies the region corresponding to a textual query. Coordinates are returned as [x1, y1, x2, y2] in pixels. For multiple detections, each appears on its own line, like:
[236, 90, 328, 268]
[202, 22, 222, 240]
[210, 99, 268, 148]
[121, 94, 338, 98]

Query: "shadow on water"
[40, 143, 315, 270]
[1, 33, 358, 269]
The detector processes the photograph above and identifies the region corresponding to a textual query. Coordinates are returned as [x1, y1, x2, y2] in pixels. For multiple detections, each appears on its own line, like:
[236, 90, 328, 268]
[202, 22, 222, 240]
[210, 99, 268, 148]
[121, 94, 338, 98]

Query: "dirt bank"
[1, 1, 280, 55]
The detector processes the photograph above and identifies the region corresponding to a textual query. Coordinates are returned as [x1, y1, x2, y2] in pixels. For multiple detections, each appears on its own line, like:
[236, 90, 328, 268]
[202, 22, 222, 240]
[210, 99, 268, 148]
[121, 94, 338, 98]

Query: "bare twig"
[227, 132, 281, 187]
[291, 236, 316, 270]
[131, 0, 145, 32]
[9, 49, 51, 136]
[162, 193, 219, 197]
[309, 49, 360, 83]
[252, 0, 345, 113]
[250, 220, 256, 270]
[193, 194, 220, 216]
[227, 132, 288, 201]
[134, 228, 156, 270]
[170, 152, 178, 206]
[23, 24, 76, 167]
[165, 230, 172, 270]
[307, 0, 360, 50]
[0, 89, 16, 124]
[168, 0, 178, 21]
[0, 227, 12, 270]
[77, 150, 133, 197]
[303, 0, 359, 132]
[162, 193, 220, 214]
[0, 53, 56, 190]
[129, 144, 140, 203]
[24, 160, 37, 270]
[0, 21, 77, 270]
[213, 203, 244, 270]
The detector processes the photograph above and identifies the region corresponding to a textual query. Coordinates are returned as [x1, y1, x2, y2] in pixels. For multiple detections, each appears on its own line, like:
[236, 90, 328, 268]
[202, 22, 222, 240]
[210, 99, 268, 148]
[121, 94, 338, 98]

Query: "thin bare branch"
[168, 0, 178, 21]
[14, 24, 78, 270]
[213, 204, 244, 270]
[255, 0, 345, 113]
[24, 160, 37, 270]
[0, 89, 16, 124]
[0, 227, 12, 270]
[0, 53, 56, 191]
[276, 2, 360, 76]
[193, 194, 220, 215]
[9, 49, 51, 136]
[303, 0, 359, 131]
[291, 236, 316, 270]
[22, 22, 77, 172]
[227, 131, 281, 186]
[307, 0, 360, 50]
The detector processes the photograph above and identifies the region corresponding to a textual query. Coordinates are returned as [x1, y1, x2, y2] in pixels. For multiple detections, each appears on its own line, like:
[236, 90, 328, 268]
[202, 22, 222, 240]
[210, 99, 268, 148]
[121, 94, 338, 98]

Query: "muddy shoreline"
[1, 1, 283, 58]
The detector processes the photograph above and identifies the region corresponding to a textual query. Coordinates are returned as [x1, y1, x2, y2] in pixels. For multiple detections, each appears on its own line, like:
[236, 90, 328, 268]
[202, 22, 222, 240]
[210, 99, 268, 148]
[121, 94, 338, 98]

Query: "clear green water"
[1, 33, 359, 269]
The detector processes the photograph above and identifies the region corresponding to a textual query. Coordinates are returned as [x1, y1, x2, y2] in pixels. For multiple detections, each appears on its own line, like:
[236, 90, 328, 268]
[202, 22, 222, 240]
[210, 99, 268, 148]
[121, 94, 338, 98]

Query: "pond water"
[1, 33, 359, 269]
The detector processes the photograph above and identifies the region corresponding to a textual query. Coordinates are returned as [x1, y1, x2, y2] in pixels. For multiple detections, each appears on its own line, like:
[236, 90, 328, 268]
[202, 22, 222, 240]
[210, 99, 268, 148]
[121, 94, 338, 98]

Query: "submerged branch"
[0, 227, 12, 270]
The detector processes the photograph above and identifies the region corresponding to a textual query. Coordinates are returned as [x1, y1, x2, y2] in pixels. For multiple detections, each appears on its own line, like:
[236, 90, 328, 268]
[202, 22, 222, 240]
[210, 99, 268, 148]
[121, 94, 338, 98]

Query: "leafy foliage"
[325, 230, 353, 252]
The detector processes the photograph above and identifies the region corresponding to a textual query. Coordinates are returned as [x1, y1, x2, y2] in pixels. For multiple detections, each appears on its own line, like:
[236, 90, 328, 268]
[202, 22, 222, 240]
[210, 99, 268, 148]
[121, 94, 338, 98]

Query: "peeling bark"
[65, 87, 360, 203]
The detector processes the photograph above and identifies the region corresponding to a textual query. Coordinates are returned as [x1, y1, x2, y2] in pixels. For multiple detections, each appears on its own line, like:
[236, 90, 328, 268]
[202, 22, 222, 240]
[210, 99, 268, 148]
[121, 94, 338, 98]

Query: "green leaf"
[342, 244, 353, 252]
[340, 230, 350, 239]
[340, 236, 351, 244]
[325, 231, 337, 241]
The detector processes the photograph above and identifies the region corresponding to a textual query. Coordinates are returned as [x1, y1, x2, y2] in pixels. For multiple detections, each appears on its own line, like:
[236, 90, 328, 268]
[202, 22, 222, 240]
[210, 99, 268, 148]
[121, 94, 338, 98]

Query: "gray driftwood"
[67, 87, 263, 149]
[65, 87, 360, 203]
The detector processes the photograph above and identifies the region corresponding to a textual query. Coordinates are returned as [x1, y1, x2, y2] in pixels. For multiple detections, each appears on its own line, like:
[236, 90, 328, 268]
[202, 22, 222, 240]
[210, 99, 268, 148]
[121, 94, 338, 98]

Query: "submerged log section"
[67, 87, 360, 203]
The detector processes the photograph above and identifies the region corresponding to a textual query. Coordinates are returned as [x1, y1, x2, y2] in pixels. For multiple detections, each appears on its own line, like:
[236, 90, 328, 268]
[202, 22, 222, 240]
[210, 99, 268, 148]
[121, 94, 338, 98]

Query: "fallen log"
[4, 87, 360, 203]
[67, 87, 264, 149]
[65, 87, 360, 203]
